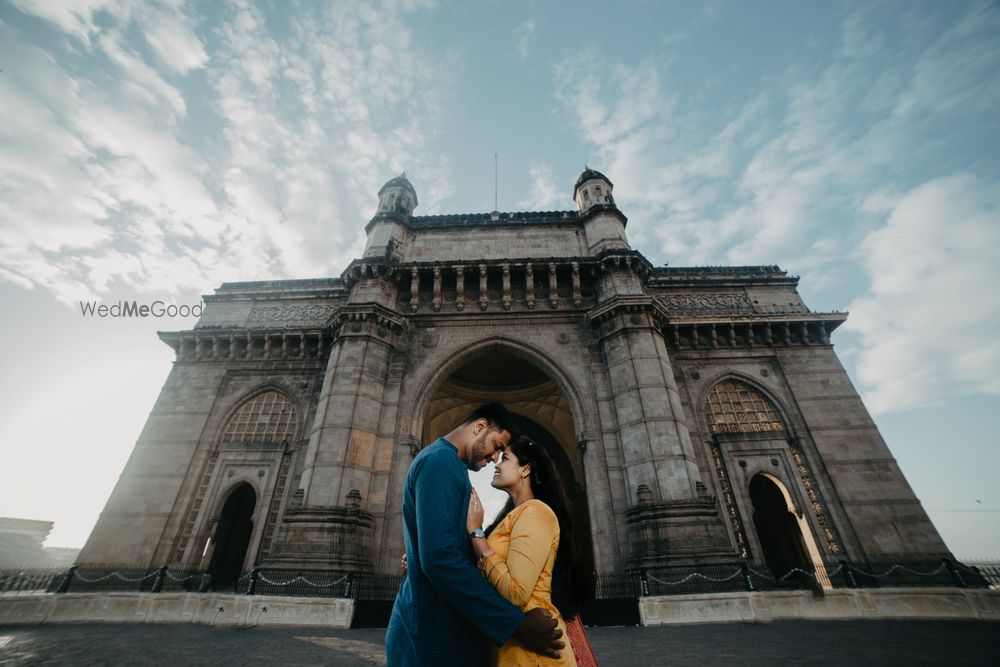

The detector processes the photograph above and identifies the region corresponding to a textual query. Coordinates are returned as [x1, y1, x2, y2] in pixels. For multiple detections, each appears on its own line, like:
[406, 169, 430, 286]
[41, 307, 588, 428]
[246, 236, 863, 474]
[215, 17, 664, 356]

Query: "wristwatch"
[469, 528, 486, 540]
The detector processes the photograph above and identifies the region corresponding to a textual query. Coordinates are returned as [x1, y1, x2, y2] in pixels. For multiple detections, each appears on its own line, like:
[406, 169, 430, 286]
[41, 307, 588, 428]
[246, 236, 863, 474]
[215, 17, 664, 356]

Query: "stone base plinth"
[626, 498, 734, 569]
[0, 592, 353, 628]
[639, 587, 1000, 626]
[265, 506, 375, 571]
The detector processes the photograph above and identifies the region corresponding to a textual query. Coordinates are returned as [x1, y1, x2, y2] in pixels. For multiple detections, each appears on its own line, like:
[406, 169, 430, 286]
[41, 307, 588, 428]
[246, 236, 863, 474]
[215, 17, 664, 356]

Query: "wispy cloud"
[515, 19, 535, 59]
[517, 162, 564, 211]
[844, 175, 1000, 413]
[550, 3, 1000, 412]
[1, 0, 452, 306]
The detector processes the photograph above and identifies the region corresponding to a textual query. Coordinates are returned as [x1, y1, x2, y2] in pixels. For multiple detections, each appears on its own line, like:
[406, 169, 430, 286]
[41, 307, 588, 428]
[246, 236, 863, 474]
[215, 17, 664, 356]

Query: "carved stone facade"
[79, 168, 950, 578]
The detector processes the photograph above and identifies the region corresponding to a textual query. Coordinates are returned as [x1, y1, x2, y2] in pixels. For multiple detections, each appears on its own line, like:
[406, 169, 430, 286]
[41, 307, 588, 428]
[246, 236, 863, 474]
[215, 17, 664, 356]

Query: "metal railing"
[1, 558, 996, 601]
[638, 557, 998, 596]
[0, 568, 64, 595]
[237, 568, 355, 598]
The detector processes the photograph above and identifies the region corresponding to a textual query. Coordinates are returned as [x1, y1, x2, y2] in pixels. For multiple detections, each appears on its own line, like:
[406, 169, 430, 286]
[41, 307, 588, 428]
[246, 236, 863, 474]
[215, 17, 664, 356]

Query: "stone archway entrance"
[749, 474, 811, 584]
[209, 483, 257, 591]
[423, 349, 594, 575]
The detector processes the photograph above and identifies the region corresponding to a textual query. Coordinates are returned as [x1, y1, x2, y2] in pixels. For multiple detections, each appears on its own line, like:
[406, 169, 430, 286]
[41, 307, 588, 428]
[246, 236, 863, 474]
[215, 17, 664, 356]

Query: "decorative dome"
[573, 166, 615, 213]
[376, 172, 418, 216]
[573, 166, 613, 195]
[379, 172, 417, 199]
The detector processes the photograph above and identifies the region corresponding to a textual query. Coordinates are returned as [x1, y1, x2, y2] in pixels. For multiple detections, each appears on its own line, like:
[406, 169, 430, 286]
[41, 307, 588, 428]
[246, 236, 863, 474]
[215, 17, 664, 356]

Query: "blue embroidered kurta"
[386, 437, 524, 666]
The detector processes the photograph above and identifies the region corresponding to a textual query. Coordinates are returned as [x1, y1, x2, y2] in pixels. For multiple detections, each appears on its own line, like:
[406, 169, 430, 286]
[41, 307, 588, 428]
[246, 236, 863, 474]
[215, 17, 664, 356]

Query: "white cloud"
[547, 4, 1000, 423]
[845, 174, 1000, 413]
[515, 20, 535, 59]
[892, 2, 1000, 117]
[551, 3, 1000, 277]
[1, 0, 452, 307]
[517, 163, 565, 211]
[138, 3, 209, 75]
[7, 0, 122, 44]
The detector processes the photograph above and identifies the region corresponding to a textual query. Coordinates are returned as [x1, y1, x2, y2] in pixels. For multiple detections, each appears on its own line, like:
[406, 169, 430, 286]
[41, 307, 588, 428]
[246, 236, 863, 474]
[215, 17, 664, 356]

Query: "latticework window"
[221, 391, 296, 442]
[706, 380, 784, 433]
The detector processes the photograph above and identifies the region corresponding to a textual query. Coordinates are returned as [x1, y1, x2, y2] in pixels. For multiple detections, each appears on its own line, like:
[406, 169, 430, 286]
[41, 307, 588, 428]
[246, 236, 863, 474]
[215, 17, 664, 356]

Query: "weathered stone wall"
[79, 362, 229, 566]
[79, 173, 951, 576]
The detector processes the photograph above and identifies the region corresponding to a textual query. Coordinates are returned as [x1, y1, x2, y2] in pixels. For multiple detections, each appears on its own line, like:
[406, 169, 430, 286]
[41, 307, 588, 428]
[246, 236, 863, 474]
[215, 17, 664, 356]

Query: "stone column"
[479, 264, 489, 311]
[502, 263, 511, 311]
[549, 263, 558, 309]
[525, 264, 535, 309]
[572, 262, 582, 307]
[277, 262, 407, 570]
[410, 268, 419, 312]
[597, 309, 701, 503]
[455, 266, 465, 311]
[299, 318, 397, 508]
[432, 267, 442, 312]
[591, 260, 731, 567]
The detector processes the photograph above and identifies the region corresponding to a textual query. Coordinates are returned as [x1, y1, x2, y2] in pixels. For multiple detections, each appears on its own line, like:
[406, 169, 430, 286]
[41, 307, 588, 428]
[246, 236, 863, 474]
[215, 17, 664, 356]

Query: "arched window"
[705, 379, 784, 433]
[221, 391, 296, 442]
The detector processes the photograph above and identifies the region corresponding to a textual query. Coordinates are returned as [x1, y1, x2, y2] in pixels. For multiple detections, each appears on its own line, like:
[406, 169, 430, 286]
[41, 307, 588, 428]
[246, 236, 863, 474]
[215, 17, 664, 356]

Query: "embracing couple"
[386, 402, 597, 666]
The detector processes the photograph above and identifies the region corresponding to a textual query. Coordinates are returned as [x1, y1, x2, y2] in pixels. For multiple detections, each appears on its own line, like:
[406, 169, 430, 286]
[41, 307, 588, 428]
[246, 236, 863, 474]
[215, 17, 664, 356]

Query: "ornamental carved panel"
[247, 305, 337, 326]
[659, 293, 754, 315]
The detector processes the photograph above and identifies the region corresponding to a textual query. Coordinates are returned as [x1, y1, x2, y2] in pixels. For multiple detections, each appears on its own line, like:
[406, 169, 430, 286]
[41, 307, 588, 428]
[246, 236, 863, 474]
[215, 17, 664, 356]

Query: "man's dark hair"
[460, 401, 519, 438]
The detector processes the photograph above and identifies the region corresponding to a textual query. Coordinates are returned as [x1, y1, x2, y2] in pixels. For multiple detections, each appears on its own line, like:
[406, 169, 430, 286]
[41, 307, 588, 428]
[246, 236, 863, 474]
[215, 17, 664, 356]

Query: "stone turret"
[377, 173, 418, 216]
[573, 166, 630, 254]
[364, 173, 417, 259]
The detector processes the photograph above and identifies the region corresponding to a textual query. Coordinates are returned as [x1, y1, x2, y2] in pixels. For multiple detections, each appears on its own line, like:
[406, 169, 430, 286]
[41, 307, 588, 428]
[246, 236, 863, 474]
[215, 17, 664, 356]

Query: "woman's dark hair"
[485, 435, 590, 619]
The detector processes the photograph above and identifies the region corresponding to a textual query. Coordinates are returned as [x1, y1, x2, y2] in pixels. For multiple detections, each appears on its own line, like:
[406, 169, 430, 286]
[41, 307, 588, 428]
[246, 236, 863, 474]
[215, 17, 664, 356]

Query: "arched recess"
[749, 474, 813, 583]
[701, 377, 832, 587]
[176, 386, 299, 569]
[207, 482, 257, 591]
[410, 336, 595, 574]
[216, 387, 298, 444]
[407, 336, 592, 456]
[703, 376, 788, 436]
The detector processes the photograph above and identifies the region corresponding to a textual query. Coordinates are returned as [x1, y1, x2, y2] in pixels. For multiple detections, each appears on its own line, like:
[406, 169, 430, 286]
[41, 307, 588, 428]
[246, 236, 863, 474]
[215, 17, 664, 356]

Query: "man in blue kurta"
[386, 402, 563, 666]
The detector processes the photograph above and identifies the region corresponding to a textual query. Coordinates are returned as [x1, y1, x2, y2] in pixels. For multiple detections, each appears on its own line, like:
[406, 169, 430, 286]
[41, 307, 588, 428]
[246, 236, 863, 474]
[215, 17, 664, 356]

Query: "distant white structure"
[0, 518, 79, 569]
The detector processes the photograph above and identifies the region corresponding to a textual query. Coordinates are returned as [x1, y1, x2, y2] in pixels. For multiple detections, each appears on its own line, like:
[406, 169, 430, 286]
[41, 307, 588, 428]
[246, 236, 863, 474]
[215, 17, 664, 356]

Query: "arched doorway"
[208, 483, 257, 591]
[422, 348, 594, 576]
[749, 474, 811, 584]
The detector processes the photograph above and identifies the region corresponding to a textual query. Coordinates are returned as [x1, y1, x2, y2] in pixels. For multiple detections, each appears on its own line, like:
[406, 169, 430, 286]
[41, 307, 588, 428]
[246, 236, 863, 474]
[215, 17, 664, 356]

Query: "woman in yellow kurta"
[467, 436, 591, 666]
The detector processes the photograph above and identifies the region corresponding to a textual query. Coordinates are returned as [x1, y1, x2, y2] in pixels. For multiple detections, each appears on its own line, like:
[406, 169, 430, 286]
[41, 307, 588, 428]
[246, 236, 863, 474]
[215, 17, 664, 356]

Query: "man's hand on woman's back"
[514, 608, 564, 659]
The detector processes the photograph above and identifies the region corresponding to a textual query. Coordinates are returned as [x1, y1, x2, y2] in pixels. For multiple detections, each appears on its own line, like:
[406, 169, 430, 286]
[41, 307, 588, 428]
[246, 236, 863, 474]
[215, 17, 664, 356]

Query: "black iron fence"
[2, 558, 996, 602]
[639, 558, 998, 596]
[236, 568, 355, 598]
[0, 568, 64, 595]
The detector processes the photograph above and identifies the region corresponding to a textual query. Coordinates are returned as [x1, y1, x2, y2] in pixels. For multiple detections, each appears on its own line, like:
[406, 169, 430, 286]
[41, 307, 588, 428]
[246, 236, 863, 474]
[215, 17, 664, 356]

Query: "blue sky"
[0, 0, 998, 557]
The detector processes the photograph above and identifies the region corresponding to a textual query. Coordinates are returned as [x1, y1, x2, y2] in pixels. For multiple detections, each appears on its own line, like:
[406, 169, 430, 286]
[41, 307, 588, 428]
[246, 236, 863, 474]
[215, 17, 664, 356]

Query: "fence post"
[840, 560, 857, 588]
[56, 566, 76, 594]
[245, 567, 259, 595]
[197, 572, 213, 593]
[344, 572, 354, 598]
[151, 566, 167, 593]
[740, 562, 754, 591]
[944, 558, 966, 588]
[639, 570, 650, 597]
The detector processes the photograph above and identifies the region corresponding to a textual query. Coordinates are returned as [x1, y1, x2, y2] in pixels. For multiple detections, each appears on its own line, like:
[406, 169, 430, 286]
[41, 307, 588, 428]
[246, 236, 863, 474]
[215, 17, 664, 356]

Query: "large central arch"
[407, 336, 591, 448]
[409, 336, 594, 572]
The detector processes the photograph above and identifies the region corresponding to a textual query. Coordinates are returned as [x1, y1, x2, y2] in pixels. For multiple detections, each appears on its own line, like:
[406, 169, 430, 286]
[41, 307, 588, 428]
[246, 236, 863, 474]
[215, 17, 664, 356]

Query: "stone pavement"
[1, 620, 998, 666]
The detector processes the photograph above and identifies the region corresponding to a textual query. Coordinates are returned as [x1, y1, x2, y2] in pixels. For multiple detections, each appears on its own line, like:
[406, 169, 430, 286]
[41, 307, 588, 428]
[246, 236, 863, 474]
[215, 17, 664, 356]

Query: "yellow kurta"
[482, 499, 577, 667]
